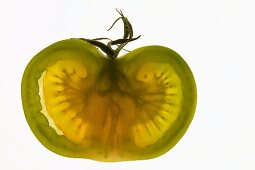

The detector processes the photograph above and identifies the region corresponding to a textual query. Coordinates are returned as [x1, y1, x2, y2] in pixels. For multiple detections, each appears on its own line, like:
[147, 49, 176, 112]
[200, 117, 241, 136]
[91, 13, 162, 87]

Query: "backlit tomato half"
[21, 11, 196, 162]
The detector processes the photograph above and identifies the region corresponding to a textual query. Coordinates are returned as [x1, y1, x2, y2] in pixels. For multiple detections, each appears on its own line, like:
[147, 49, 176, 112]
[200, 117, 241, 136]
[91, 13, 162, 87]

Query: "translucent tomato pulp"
[22, 39, 196, 161]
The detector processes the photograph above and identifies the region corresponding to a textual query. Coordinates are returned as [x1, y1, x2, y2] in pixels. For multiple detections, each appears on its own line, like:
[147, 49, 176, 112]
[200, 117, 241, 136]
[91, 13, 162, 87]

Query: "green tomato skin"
[21, 39, 197, 161]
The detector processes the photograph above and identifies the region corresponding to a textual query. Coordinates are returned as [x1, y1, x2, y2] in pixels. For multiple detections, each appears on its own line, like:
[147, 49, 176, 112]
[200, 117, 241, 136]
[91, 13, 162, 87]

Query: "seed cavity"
[40, 60, 90, 143]
[38, 71, 64, 135]
[132, 62, 183, 147]
[49, 95, 67, 105]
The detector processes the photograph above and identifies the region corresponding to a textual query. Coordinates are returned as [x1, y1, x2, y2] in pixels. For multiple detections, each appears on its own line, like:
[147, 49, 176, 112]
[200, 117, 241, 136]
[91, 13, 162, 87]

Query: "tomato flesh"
[22, 39, 196, 161]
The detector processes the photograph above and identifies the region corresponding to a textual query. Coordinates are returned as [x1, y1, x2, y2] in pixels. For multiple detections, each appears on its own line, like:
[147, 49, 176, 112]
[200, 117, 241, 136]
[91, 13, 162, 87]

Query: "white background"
[1, 0, 255, 169]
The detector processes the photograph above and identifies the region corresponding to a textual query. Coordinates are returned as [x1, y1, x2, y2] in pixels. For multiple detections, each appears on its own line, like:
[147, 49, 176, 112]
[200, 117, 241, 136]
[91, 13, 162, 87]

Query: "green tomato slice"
[21, 39, 197, 161]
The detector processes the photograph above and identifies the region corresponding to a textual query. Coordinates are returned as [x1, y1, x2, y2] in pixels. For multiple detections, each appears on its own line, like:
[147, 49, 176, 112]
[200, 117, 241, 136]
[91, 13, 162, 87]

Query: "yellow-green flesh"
[21, 39, 196, 161]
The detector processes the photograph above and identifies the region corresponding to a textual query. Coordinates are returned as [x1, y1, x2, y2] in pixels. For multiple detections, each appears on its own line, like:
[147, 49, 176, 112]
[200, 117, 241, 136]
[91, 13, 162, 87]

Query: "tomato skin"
[22, 39, 197, 161]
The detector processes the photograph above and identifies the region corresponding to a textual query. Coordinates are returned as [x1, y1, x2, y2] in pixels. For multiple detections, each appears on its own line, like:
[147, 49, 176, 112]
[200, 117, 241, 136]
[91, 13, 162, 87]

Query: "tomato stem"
[80, 9, 140, 60]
